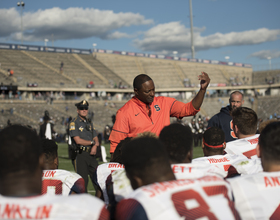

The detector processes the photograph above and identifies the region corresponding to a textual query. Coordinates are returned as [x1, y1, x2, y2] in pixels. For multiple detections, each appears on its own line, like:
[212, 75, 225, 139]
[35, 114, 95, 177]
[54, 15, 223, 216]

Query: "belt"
[79, 146, 91, 152]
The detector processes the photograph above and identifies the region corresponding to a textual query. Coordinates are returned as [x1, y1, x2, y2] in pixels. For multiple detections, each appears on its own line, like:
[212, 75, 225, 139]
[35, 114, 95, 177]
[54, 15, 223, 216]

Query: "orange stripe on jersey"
[242, 148, 257, 159]
[223, 164, 231, 171]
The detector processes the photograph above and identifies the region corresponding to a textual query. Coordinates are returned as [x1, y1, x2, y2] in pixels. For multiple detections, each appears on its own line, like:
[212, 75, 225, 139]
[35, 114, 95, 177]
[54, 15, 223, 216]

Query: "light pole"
[189, 0, 195, 58]
[44, 39, 49, 47]
[173, 51, 178, 60]
[92, 43, 97, 58]
[17, 1, 25, 45]
[267, 57, 271, 70]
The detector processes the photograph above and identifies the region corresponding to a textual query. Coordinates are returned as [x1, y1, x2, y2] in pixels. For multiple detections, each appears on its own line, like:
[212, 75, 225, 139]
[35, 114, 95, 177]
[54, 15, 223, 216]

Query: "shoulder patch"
[69, 122, 75, 131]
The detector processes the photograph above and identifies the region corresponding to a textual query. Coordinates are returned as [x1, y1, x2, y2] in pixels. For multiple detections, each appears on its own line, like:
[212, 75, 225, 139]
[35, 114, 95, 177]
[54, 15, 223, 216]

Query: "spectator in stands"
[9, 69, 14, 76]
[0, 125, 109, 219]
[225, 107, 259, 159]
[228, 122, 280, 219]
[109, 72, 210, 156]
[115, 136, 239, 219]
[7, 119, 11, 126]
[207, 91, 244, 142]
[60, 61, 64, 72]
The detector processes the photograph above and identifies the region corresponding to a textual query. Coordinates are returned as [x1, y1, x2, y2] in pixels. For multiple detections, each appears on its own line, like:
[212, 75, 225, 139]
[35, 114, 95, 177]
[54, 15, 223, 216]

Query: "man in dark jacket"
[39, 114, 56, 140]
[207, 91, 244, 142]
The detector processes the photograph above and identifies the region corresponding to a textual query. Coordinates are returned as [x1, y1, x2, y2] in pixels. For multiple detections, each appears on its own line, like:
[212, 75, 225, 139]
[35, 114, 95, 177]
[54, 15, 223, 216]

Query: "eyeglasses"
[78, 107, 88, 110]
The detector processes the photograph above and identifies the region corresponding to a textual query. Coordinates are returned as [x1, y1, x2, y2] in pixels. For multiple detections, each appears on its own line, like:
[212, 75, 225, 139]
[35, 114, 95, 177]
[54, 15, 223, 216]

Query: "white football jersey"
[172, 163, 225, 179]
[42, 169, 85, 195]
[228, 171, 280, 220]
[111, 163, 224, 202]
[111, 169, 133, 202]
[231, 157, 263, 175]
[0, 194, 109, 220]
[115, 176, 239, 220]
[95, 163, 125, 205]
[225, 134, 259, 159]
[192, 154, 249, 177]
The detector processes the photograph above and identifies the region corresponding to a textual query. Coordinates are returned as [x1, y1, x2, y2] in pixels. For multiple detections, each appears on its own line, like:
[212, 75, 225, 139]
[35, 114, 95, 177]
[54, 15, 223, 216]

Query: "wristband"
[91, 141, 94, 145]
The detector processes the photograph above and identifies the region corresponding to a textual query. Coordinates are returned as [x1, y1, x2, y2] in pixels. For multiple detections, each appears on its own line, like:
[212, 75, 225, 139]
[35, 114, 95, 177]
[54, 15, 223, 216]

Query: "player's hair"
[258, 119, 278, 133]
[229, 91, 244, 101]
[0, 125, 42, 178]
[122, 137, 170, 183]
[232, 107, 258, 135]
[42, 139, 58, 162]
[203, 127, 225, 153]
[259, 122, 280, 163]
[111, 137, 132, 164]
[159, 123, 193, 163]
[133, 74, 152, 90]
[136, 131, 158, 139]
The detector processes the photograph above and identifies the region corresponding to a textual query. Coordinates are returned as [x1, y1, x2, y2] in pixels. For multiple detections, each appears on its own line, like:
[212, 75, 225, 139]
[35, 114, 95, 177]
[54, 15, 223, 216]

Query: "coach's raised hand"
[198, 71, 210, 90]
[191, 71, 210, 110]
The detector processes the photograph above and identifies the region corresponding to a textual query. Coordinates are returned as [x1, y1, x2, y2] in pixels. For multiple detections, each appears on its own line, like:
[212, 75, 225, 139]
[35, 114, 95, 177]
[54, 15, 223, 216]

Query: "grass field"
[57, 142, 204, 195]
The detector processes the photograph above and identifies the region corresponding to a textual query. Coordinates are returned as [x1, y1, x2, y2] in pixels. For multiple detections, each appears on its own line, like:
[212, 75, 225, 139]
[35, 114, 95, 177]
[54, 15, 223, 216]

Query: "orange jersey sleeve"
[170, 100, 199, 118]
[109, 108, 130, 153]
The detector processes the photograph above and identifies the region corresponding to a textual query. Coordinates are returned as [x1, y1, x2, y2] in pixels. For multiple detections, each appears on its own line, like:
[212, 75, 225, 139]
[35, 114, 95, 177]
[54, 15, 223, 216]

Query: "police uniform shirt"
[69, 116, 97, 145]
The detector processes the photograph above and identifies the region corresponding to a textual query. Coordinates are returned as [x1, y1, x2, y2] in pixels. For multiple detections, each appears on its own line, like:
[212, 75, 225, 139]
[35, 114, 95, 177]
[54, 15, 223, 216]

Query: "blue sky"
[0, 0, 279, 70]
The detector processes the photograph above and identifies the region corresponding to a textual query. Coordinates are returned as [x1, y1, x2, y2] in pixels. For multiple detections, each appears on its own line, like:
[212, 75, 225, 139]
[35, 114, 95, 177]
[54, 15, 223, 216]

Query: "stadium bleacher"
[0, 47, 279, 136]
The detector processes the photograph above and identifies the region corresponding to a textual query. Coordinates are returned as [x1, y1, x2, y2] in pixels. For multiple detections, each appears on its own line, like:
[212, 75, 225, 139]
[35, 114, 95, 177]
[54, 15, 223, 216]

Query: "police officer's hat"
[75, 100, 89, 108]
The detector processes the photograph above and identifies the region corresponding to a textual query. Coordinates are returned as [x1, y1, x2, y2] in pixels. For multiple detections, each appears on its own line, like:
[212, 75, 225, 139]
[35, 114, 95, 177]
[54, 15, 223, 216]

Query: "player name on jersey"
[264, 176, 280, 188]
[143, 176, 223, 198]
[42, 171, 56, 178]
[247, 137, 259, 145]
[208, 158, 230, 163]
[0, 204, 52, 219]
[107, 164, 124, 169]
[172, 165, 192, 173]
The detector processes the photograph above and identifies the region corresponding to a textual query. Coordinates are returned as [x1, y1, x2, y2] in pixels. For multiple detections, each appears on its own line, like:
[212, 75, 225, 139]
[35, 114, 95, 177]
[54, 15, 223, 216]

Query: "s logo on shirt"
[230, 120, 237, 138]
[154, 105, 161, 111]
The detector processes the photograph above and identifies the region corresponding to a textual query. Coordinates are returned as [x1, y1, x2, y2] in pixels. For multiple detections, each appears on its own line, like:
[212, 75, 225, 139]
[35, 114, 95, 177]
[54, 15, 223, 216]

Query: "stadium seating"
[257, 96, 280, 120]
[0, 49, 76, 88]
[0, 48, 279, 137]
[252, 69, 280, 85]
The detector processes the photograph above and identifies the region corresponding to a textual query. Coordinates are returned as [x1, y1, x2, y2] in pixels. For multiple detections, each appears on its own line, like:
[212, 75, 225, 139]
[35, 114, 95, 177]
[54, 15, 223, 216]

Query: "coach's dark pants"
[76, 150, 98, 193]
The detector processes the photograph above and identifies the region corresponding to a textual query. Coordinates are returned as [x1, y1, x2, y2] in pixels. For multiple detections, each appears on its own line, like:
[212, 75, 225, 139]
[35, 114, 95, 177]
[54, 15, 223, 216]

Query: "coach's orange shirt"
[109, 96, 199, 153]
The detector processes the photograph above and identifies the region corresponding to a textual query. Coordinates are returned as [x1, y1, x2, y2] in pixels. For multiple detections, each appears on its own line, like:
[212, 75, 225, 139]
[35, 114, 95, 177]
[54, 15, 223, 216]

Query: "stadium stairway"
[13, 111, 38, 124]
[81, 54, 130, 87]
[72, 54, 108, 85]
[22, 51, 77, 85]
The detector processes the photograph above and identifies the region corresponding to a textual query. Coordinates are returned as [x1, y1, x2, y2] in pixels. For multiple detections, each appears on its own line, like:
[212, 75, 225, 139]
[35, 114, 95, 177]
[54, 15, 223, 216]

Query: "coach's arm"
[192, 72, 210, 110]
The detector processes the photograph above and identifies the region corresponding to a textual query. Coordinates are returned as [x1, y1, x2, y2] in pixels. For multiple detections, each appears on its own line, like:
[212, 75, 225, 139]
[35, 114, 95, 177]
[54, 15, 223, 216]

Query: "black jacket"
[39, 122, 55, 140]
[207, 105, 238, 143]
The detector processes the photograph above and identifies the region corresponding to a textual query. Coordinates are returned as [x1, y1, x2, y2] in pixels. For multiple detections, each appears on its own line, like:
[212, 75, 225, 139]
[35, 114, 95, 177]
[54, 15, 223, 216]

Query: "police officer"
[69, 100, 99, 193]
